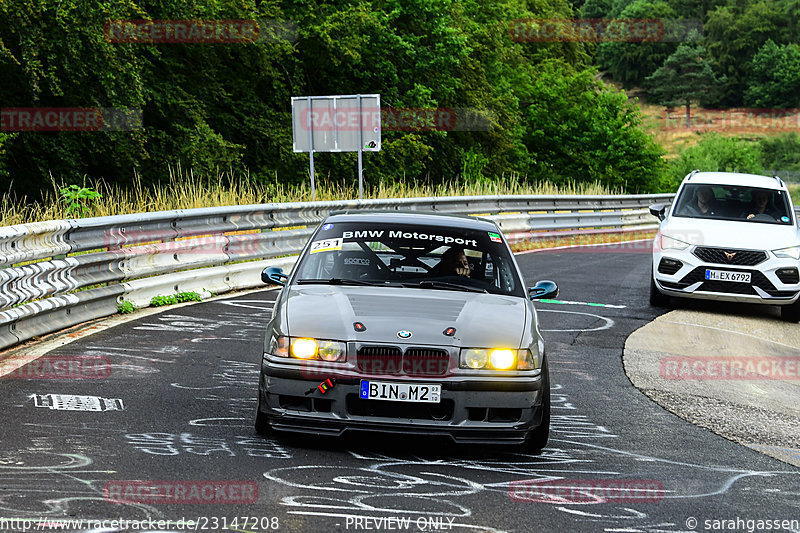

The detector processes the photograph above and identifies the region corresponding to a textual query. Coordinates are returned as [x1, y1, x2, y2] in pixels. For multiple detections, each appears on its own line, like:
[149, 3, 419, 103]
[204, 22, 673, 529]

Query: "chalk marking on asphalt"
[538, 310, 615, 332]
[0, 287, 279, 378]
[538, 298, 626, 309]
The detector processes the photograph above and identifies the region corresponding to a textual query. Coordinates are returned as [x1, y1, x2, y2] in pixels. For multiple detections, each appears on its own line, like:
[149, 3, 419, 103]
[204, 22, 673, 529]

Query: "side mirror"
[262, 266, 288, 286]
[528, 280, 558, 300]
[649, 204, 667, 221]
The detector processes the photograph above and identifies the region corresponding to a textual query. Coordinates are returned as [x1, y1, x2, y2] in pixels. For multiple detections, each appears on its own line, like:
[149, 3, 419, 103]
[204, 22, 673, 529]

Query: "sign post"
[291, 94, 381, 200]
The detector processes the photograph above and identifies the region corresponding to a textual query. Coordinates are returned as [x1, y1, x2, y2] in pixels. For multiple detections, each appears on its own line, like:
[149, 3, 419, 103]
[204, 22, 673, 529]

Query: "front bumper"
[652, 246, 800, 305]
[257, 359, 546, 444]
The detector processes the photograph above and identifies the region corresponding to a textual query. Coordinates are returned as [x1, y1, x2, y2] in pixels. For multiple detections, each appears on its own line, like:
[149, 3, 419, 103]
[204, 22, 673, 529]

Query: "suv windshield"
[294, 221, 525, 297]
[673, 184, 793, 225]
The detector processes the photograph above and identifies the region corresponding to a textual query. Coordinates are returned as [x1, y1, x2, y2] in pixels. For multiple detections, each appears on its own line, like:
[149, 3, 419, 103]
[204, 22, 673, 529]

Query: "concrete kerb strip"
[0, 285, 280, 379]
[624, 309, 800, 468]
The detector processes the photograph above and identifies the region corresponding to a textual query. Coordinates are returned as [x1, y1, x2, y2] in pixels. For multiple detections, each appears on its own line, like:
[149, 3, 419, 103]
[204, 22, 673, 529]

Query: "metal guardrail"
[0, 193, 674, 351]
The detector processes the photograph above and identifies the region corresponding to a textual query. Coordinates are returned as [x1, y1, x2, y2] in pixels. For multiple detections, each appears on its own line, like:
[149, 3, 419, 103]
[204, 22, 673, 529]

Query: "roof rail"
[772, 175, 785, 187]
[687, 169, 700, 180]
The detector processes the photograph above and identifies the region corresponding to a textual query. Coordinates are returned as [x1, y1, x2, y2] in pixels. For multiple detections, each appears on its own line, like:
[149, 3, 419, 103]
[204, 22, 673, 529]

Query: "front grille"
[356, 346, 453, 376]
[403, 348, 450, 376]
[357, 346, 403, 375]
[658, 258, 683, 275]
[693, 247, 767, 266]
[776, 268, 800, 285]
[346, 395, 454, 420]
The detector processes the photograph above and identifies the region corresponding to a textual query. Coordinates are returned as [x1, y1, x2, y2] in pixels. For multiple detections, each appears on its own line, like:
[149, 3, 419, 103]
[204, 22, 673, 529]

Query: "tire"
[780, 301, 800, 322]
[523, 359, 550, 453]
[649, 276, 670, 308]
[255, 393, 270, 436]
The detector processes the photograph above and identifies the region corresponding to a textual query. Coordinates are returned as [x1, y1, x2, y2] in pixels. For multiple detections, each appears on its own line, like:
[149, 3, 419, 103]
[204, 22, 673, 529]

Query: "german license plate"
[359, 381, 441, 403]
[705, 270, 751, 283]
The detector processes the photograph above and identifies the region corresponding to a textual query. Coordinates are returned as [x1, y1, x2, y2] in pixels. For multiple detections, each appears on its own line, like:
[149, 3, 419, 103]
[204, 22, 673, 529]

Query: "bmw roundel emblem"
[397, 330, 412, 339]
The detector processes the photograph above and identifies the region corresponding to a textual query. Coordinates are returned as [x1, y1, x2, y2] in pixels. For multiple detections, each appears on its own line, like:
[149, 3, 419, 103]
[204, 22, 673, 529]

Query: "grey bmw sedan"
[256, 212, 557, 450]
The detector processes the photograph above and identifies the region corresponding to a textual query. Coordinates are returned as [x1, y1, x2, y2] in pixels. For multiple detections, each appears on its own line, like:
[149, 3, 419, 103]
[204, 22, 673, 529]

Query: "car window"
[673, 184, 793, 225]
[294, 221, 525, 297]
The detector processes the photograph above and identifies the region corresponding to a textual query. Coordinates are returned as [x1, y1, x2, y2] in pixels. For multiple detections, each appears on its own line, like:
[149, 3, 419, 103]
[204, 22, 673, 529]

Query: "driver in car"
[743, 189, 781, 220]
[436, 247, 471, 277]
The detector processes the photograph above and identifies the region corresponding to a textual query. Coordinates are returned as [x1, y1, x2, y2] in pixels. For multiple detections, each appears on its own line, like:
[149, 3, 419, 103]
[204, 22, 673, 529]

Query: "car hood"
[284, 285, 527, 348]
[662, 216, 799, 250]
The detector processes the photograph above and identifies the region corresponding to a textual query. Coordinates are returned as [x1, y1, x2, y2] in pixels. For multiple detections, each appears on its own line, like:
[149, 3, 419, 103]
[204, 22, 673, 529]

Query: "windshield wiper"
[296, 278, 381, 286]
[403, 280, 489, 293]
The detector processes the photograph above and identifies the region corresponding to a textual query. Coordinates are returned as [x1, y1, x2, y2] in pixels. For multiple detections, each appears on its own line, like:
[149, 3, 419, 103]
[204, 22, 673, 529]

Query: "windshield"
[672, 184, 793, 225]
[294, 221, 525, 297]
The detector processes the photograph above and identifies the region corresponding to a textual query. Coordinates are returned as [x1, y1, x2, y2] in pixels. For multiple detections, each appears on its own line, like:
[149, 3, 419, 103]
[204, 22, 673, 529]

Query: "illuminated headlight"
[291, 338, 318, 359]
[459, 348, 537, 370]
[660, 234, 691, 251]
[773, 246, 800, 260]
[490, 349, 515, 370]
[267, 336, 346, 362]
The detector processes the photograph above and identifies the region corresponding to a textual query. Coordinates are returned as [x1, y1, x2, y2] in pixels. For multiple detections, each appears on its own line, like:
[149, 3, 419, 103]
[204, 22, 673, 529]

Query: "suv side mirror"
[262, 266, 288, 286]
[528, 280, 558, 300]
[649, 204, 667, 221]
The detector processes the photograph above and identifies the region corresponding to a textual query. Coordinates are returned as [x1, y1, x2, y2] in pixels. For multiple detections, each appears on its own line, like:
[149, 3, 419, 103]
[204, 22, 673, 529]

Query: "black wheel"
[780, 301, 800, 322]
[255, 393, 270, 436]
[523, 358, 550, 452]
[649, 276, 670, 307]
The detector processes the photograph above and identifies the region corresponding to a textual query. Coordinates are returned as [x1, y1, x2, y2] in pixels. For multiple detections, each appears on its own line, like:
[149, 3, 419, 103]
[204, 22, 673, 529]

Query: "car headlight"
[267, 336, 346, 362]
[462, 348, 488, 369]
[659, 234, 691, 251]
[459, 348, 537, 370]
[773, 246, 800, 260]
[291, 338, 318, 359]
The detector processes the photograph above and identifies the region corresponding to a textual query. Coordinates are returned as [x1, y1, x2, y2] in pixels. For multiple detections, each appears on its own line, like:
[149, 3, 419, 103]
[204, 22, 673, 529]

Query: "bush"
[758, 132, 800, 172]
[665, 133, 763, 190]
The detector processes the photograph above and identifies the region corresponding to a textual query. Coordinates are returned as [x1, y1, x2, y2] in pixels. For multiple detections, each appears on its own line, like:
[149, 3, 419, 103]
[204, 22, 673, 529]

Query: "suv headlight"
[267, 336, 346, 362]
[773, 246, 800, 260]
[459, 348, 539, 370]
[659, 234, 691, 251]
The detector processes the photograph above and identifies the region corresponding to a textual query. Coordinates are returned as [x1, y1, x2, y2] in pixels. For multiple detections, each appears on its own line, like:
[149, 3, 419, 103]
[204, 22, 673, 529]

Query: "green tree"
[703, 1, 788, 106]
[524, 60, 665, 192]
[595, 0, 677, 88]
[745, 40, 800, 108]
[646, 41, 724, 128]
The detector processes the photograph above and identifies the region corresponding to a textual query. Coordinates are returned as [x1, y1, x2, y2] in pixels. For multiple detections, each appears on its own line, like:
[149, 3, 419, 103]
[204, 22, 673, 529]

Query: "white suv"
[649, 171, 800, 322]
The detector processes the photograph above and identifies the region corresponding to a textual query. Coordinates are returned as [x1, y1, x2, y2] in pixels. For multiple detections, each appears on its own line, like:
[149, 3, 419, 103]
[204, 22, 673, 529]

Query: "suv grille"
[356, 345, 452, 376]
[671, 267, 797, 298]
[693, 247, 767, 266]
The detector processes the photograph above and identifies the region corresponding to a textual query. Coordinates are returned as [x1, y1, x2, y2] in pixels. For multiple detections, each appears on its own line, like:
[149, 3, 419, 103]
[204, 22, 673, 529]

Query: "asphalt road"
[1, 246, 799, 533]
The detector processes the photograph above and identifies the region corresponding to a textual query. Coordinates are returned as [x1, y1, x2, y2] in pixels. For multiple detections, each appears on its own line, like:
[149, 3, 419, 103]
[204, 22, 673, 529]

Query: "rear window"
[293, 221, 525, 297]
[673, 184, 793, 225]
